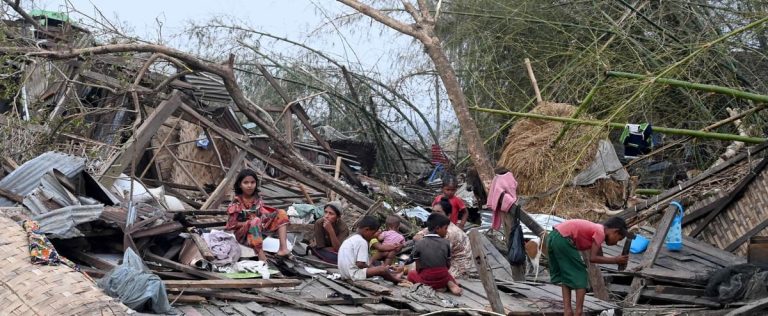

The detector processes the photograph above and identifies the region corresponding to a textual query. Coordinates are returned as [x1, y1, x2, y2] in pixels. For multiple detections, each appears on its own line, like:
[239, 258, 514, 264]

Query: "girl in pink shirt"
[549, 217, 630, 316]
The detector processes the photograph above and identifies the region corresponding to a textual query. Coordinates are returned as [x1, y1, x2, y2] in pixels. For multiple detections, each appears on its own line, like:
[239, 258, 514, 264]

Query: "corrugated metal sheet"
[184, 73, 232, 105]
[33, 204, 104, 239]
[0, 151, 86, 206]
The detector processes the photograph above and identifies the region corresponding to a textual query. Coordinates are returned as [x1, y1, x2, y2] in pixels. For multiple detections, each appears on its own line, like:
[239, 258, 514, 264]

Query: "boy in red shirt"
[432, 177, 468, 229]
[548, 217, 630, 316]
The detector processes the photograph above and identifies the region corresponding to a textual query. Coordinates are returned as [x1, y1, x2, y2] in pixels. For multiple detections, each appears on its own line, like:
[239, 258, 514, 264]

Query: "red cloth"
[486, 172, 518, 230]
[407, 267, 456, 289]
[431, 144, 448, 165]
[432, 195, 466, 224]
[554, 219, 605, 251]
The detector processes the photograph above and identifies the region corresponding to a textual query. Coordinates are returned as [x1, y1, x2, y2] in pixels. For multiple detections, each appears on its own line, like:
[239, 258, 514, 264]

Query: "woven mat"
[0, 216, 130, 315]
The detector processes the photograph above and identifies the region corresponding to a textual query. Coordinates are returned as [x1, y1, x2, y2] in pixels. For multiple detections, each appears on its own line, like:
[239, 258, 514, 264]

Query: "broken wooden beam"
[131, 221, 183, 239]
[189, 229, 215, 261]
[144, 252, 224, 280]
[625, 204, 678, 306]
[582, 251, 610, 300]
[725, 296, 768, 316]
[99, 91, 183, 187]
[255, 289, 339, 316]
[725, 217, 768, 252]
[200, 150, 247, 210]
[167, 294, 207, 304]
[164, 279, 301, 289]
[468, 229, 505, 314]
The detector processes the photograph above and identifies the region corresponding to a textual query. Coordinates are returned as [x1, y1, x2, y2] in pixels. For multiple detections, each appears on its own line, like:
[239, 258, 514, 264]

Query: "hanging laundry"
[620, 123, 653, 158]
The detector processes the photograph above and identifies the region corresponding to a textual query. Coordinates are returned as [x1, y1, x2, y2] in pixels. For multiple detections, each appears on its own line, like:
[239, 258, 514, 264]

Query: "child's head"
[603, 216, 629, 246]
[385, 215, 400, 230]
[323, 201, 343, 223]
[441, 175, 458, 198]
[357, 215, 380, 241]
[234, 169, 259, 196]
[426, 213, 451, 238]
[432, 197, 453, 218]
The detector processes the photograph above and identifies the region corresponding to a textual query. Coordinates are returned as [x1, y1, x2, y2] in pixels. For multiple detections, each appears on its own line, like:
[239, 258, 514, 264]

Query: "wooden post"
[329, 156, 343, 200]
[524, 58, 542, 104]
[468, 229, 505, 314]
[618, 236, 633, 271]
[200, 150, 247, 210]
[99, 91, 183, 187]
[581, 251, 610, 300]
[189, 229, 215, 261]
[625, 204, 678, 306]
[503, 211, 525, 281]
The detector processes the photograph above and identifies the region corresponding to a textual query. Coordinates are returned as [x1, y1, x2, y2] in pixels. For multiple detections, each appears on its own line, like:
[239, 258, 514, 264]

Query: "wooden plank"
[255, 289, 339, 316]
[618, 236, 633, 271]
[329, 305, 371, 316]
[201, 150, 247, 210]
[725, 218, 768, 252]
[362, 303, 400, 315]
[168, 294, 207, 304]
[610, 284, 720, 308]
[144, 252, 225, 280]
[190, 230, 216, 261]
[164, 279, 302, 289]
[581, 251, 610, 300]
[468, 229, 505, 314]
[625, 204, 679, 306]
[0, 187, 23, 203]
[348, 280, 393, 295]
[68, 251, 116, 271]
[99, 91, 183, 187]
[315, 276, 379, 304]
[131, 221, 183, 238]
[725, 296, 768, 316]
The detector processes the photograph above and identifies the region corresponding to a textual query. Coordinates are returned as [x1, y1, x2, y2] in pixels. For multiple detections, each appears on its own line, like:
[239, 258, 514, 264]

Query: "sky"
[26, 0, 455, 141]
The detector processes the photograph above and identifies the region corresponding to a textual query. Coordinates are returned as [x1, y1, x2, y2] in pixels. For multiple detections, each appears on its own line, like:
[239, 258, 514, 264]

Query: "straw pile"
[497, 102, 622, 220]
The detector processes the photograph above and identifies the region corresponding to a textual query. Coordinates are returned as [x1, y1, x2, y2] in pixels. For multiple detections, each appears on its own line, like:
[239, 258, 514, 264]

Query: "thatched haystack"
[497, 102, 623, 220]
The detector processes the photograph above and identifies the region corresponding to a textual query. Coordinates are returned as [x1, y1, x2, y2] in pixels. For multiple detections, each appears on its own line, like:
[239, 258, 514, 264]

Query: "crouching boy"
[338, 215, 403, 284]
[407, 213, 462, 296]
[548, 217, 630, 316]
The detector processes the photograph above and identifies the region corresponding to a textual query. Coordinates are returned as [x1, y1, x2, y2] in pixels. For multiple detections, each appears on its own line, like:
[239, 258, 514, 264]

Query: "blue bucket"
[630, 235, 650, 254]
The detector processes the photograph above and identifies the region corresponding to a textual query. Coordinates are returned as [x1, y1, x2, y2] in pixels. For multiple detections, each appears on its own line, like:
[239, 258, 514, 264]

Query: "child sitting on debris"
[225, 169, 291, 262]
[414, 198, 473, 278]
[312, 201, 350, 264]
[369, 215, 405, 266]
[408, 213, 463, 296]
[338, 215, 404, 284]
[433, 176, 468, 229]
[549, 217, 630, 316]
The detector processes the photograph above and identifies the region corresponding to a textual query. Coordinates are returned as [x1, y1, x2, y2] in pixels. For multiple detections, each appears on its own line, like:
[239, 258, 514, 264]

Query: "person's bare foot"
[276, 249, 290, 257]
[447, 281, 463, 296]
[391, 272, 404, 284]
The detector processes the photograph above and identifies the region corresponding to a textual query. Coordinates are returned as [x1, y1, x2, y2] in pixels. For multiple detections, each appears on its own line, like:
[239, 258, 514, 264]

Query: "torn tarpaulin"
[98, 248, 172, 313]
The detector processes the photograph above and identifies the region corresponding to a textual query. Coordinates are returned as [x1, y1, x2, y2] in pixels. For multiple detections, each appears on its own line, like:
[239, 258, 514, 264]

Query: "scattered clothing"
[487, 171, 518, 230]
[225, 195, 290, 253]
[414, 224, 473, 278]
[288, 203, 324, 224]
[706, 264, 768, 303]
[620, 123, 653, 157]
[98, 248, 171, 313]
[554, 219, 605, 251]
[202, 229, 241, 266]
[379, 230, 405, 246]
[432, 195, 466, 224]
[234, 260, 271, 279]
[22, 220, 78, 271]
[338, 234, 370, 281]
[409, 233, 455, 290]
[547, 229, 588, 289]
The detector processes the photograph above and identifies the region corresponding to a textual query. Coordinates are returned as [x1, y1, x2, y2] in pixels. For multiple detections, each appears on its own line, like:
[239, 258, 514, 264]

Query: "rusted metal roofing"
[0, 151, 86, 206]
[184, 73, 233, 105]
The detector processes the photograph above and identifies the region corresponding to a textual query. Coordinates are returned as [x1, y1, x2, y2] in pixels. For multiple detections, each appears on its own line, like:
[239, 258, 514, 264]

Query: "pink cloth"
[379, 230, 405, 245]
[486, 172, 518, 230]
[554, 219, 605, 251]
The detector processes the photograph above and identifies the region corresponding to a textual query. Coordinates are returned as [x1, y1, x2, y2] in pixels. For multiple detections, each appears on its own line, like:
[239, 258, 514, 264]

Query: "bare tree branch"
[336, 0, 418, 37]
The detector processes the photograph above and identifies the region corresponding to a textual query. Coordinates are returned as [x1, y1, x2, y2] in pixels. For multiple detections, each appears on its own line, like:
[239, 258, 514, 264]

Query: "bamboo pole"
[552, 77, 605, 146]
[606, 71, 768, 103]
[524, 58, 542, 103]
[470, 107, 767, 144]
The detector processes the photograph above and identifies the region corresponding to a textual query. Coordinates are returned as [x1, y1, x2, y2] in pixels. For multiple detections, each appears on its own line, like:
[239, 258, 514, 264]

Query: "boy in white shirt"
[337, 215, 403, 284]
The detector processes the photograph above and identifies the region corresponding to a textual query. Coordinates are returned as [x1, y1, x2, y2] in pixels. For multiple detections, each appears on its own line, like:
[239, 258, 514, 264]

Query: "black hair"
[233, 169, 259, 196]
[426, 213, 450, 232]
[385, 215, 400, 228]
[358, 215, 380, 230]
[442, 175, 458, 188]
[494, 166, 509, 175]
[439, 197, 453, 217]
[325, 204, 341, 217]
[603, 216, 628, 237]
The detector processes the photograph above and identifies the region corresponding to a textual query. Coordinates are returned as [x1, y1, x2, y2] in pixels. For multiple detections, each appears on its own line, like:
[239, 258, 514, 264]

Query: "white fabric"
[338, 234, 369, 280]
[573, 140, 630, 185]
[235, 260, 271, 279]
[626, 124, 642, 134]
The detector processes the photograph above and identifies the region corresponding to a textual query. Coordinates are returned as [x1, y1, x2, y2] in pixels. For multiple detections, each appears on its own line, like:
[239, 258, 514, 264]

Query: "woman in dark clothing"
[312, 201, 349, 264]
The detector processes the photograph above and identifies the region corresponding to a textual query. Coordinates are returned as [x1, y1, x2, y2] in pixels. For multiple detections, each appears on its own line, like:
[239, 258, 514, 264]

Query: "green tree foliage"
[437, 0, 768, 167]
